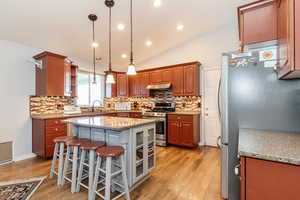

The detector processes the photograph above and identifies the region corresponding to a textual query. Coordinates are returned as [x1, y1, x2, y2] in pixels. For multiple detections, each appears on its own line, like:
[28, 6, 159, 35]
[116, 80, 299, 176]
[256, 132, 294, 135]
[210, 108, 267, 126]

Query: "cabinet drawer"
[168, 115, 193, 122]
[46, 132, 65, 145]
[45, 125, 66, 135]
[46, 118, 65, 127]
[46, 144, 55, 158]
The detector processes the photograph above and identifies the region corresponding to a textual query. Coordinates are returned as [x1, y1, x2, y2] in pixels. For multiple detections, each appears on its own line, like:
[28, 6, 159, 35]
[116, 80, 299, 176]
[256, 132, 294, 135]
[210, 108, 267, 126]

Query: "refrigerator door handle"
[217, 76, 222, 120]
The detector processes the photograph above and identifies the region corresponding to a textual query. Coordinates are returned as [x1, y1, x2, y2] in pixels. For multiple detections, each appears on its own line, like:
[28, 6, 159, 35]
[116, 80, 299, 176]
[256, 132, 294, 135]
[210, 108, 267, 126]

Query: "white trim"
[14, 153, 37, 162]
[201, 67, 221, 147]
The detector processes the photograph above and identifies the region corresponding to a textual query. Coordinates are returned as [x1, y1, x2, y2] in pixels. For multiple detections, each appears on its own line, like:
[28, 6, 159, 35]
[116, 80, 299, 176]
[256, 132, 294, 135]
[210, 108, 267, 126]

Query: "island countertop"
[238, 128, 300, 165]
[62, 116, 156, 131]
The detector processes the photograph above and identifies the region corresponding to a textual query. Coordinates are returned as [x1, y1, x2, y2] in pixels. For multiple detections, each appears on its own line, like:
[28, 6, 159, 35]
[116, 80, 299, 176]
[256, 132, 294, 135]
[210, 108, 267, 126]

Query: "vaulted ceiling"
[0, 0, 254, 70]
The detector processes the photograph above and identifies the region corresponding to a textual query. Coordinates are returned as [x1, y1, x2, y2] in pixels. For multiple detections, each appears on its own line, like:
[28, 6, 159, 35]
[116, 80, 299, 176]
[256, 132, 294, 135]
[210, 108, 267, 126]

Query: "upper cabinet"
[105, 61, 201, 98]
[33, 51, 75, 96]
[277, 0, 300, 79]
[238, 0, 278, 47]
[117, 73, 129, 97]
[149, 70, 163, 84]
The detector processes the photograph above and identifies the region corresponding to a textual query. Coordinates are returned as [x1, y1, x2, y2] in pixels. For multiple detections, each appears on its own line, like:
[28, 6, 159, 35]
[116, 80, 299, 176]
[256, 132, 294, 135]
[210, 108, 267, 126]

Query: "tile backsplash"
[105, 89, 201, 112]
[30, 96, 75, 115]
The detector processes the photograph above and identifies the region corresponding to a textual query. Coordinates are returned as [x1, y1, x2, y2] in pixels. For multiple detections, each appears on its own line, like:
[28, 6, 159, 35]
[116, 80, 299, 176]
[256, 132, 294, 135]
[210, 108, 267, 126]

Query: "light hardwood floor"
[0, 146, 222, 200]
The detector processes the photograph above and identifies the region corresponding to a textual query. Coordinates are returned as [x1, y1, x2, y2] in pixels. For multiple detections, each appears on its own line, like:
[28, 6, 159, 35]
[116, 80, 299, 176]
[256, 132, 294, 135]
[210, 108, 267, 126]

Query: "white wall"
[138, 24, 240, 69]
[0, 40, 96, 161]
[0, 40, 39, 161]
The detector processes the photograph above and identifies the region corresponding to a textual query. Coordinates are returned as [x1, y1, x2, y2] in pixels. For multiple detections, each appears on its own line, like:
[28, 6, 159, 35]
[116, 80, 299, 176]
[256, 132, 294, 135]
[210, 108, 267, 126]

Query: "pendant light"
[127, 0, 137, 75]
[105, 0, 116, 84]
[88, 14, 98, 85]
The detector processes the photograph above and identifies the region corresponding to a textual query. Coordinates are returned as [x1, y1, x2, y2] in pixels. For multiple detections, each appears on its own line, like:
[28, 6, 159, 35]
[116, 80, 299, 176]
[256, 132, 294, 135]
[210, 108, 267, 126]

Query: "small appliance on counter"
[115, 102, 131, 111]
[64, 105, 82, 115]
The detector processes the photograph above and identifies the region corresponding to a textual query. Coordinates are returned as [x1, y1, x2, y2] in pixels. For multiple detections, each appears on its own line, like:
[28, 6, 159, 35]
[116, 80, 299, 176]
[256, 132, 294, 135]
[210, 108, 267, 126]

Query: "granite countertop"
[168, 111, 201, 115]
[238, 128, 300, 165]
[62, 116, 156, 131]
[31, 110, 142, 120]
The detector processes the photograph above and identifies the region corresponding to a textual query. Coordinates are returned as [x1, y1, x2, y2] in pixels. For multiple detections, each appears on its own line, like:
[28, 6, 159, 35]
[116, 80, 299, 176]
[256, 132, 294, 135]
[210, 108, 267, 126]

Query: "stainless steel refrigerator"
[219, 47, 300, 200]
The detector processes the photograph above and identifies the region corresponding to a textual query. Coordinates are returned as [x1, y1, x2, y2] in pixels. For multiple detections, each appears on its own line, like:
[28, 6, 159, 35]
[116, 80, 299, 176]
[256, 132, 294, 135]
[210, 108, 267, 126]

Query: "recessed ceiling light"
[121, 54, 127, 58]
[177, 24, 184, 31]
[117, 23, 125, 31]
[146, 41, 153, 46]
[91, 42, 99, 48]
[153, 0, 162, 7]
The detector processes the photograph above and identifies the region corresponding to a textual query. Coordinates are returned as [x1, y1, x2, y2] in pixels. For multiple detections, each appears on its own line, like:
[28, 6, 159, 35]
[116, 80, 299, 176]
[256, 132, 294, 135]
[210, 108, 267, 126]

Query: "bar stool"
[76, 141, 105, 199]
[50, 136, 74, 185]
[62, 138, 89, 193]
[92, 146, 130, 200]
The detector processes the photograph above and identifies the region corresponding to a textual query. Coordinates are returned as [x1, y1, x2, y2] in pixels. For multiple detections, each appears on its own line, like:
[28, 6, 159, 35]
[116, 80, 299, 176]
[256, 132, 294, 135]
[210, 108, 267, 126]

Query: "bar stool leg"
[49, 143, 58, 179]
[71, 146, 79, 193]
[62, 145, 71, 185]
[88, 150, 95, 200]
[57, 142, 65, 185]
[105, 157, 112, 200]
[91, 156, 101, 200]
[120, 155, 130, 200]
[76, 149, 86, 192]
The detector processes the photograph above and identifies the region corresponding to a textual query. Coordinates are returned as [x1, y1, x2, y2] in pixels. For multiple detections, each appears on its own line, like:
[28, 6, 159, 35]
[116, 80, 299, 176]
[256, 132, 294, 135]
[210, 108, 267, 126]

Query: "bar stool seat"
[50, 136, 74, 186]
[81, 141, 105, 150]
[76, 141, 106, 199]
[92, 146, 130, 200]
[66, 138, 89, 146]
[53, 136, 76, 143]
[62, 138, 90, 193]
[96, 146, 124, 157]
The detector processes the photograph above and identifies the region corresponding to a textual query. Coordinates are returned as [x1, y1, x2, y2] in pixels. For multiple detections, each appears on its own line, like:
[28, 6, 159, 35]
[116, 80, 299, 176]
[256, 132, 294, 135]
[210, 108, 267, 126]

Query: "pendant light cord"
[92, 20, 96, 82]
[109, 7, 112, 72]
[130, 0, 133, 65]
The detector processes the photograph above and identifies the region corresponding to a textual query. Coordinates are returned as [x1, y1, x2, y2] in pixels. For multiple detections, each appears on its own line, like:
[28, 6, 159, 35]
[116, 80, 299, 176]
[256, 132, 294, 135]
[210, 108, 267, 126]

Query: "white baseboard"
[14, 153, 37, 162]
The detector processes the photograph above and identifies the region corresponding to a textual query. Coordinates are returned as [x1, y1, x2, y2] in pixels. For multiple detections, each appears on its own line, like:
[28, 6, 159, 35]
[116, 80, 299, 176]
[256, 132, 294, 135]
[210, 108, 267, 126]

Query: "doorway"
[201, 68, 221, 147]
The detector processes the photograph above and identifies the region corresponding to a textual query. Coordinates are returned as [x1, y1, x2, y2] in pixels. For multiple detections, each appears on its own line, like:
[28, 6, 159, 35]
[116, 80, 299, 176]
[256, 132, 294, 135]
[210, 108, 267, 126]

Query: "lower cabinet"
[240, 157, 300, 200]
[32, 118, 67, 158]
[167, 114, 200, 147]
[132, 125, 156, 183]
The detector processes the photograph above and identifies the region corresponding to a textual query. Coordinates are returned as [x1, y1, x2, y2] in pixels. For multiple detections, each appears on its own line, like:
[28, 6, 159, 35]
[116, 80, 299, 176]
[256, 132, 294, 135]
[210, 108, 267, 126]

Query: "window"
[77, 71, 105, 106]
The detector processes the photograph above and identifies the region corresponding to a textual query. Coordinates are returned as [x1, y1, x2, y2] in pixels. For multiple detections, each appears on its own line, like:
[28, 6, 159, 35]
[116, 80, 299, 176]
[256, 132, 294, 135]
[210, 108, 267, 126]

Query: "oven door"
[142, 117, 166, 140]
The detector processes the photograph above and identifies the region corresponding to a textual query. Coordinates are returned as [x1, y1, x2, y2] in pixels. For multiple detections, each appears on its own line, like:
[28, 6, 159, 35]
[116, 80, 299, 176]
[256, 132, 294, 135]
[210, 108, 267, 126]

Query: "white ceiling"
[0, 0, 254, 71]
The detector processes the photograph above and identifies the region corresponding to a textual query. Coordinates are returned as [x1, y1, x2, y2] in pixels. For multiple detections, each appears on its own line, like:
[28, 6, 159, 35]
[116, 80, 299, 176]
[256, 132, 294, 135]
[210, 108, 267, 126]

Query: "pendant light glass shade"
[106, 73, 115, 84]
[127, 0, 137, 76]
[127, 63, 137, 75]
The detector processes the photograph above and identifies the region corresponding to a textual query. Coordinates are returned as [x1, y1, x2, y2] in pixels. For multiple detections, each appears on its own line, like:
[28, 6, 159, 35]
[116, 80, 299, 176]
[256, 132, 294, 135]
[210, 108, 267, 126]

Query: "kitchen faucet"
[92, 100, 103, 112]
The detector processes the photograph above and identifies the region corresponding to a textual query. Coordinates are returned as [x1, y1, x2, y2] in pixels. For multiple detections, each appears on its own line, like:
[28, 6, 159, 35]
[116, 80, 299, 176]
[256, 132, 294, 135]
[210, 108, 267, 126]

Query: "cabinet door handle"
[55, 128, 58, 131]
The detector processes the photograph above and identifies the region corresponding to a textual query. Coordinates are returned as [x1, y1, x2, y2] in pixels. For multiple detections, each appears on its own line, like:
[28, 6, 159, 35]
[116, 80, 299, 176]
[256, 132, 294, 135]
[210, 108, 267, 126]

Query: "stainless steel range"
[143, 103, 175, 147]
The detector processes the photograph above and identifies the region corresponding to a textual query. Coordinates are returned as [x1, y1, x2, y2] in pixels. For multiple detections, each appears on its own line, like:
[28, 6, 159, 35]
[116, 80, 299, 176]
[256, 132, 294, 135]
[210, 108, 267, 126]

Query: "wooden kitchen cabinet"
[167, 114, 200, 147]
[149, 70, 163, 84]
[34, 51, 70, 96]
[277, 0, 300, 79]
[183, 64, 200, 96]
[117, 73, 129, 97]
[172, 66, 184, 96]
[139, 72, 150, 97]
[238, 0, 278, 47]
[32, 118, 67, 158]
[240, 156, 300, 200]
[162, 69, 173, 83]
[70, 64, 78, 97]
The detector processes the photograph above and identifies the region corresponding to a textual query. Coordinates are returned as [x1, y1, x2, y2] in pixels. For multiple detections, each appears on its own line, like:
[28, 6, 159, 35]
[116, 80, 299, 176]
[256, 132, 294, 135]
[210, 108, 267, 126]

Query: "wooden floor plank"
[0, 146, 222, 200]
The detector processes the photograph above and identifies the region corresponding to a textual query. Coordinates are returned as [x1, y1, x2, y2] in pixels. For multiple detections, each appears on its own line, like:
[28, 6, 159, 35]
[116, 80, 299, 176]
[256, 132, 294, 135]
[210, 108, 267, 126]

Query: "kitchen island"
[63, 116, 156, 189]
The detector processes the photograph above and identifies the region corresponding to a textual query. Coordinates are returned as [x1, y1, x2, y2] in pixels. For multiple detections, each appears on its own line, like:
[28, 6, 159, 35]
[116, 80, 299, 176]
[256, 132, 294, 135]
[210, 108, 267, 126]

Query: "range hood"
[146, 83, 171, 90]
